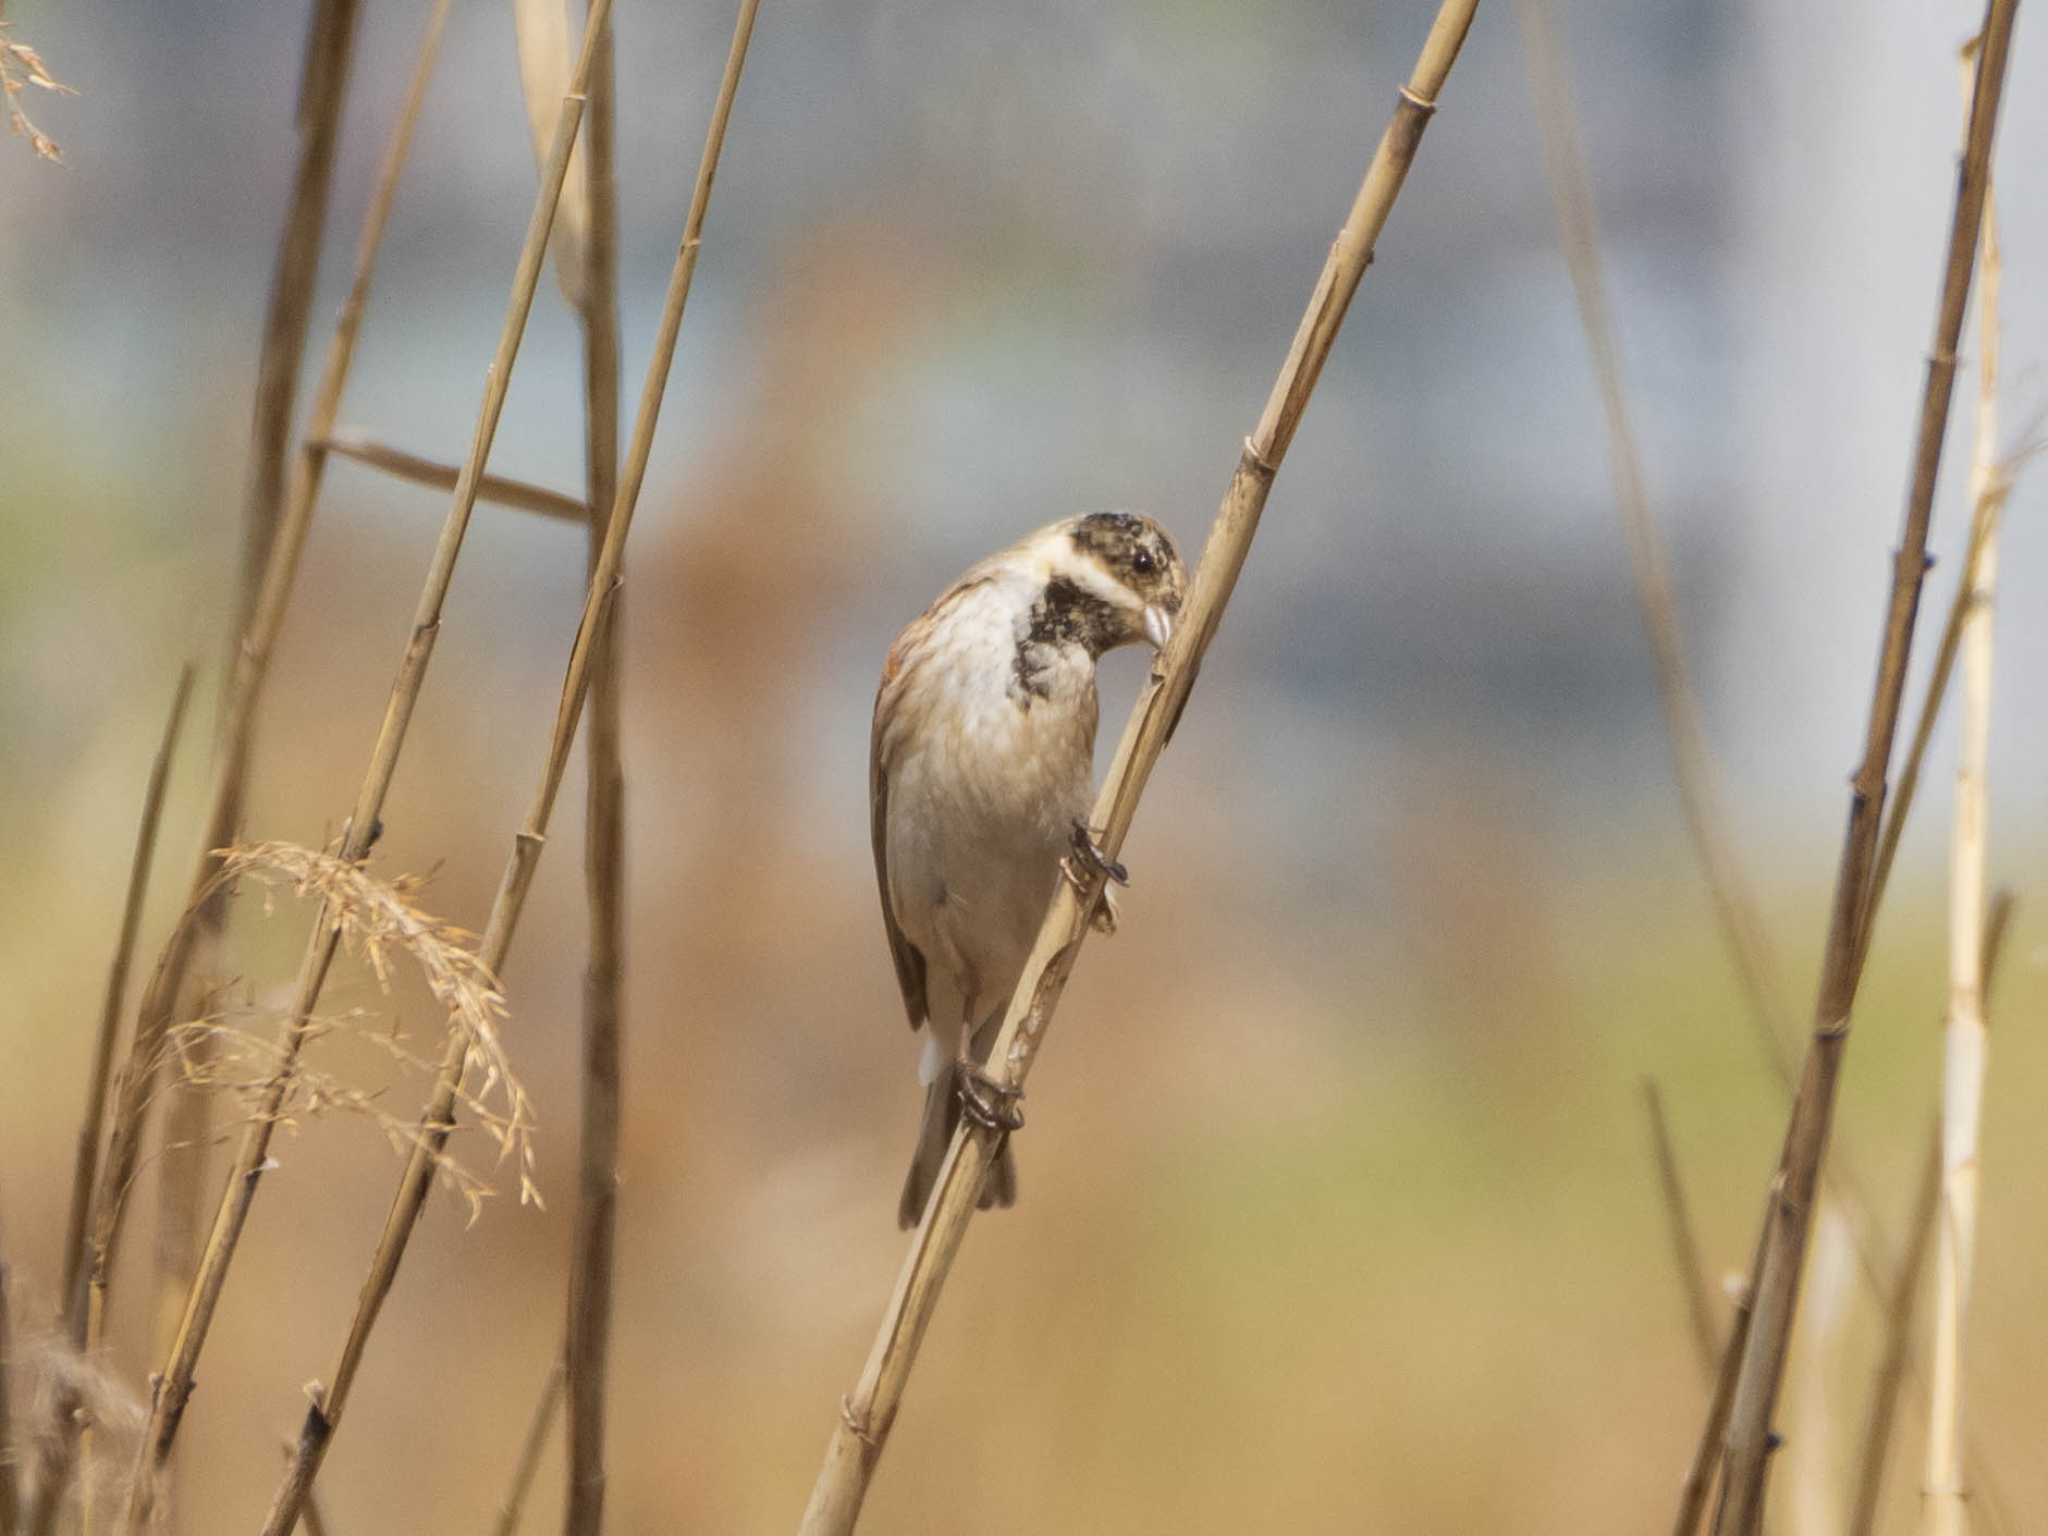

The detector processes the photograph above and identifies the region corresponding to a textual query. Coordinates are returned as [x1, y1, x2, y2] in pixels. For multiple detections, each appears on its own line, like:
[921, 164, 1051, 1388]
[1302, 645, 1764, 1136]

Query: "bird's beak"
[1143, 603, 1174, 652]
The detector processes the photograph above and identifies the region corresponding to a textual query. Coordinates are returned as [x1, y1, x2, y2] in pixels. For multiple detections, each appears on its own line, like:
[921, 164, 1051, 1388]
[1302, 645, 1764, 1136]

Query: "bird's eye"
[1131, 549, 1156, 576]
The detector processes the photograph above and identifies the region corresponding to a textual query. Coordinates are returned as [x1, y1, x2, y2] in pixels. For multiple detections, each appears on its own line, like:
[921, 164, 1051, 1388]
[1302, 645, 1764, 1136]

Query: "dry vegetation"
[0, 0, 2038, 1533]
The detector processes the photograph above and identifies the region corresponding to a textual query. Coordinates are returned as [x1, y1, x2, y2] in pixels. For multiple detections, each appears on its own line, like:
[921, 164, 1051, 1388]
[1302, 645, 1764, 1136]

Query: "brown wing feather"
[872, 631, 928, 1031]
[871, 571, 1003, 1032]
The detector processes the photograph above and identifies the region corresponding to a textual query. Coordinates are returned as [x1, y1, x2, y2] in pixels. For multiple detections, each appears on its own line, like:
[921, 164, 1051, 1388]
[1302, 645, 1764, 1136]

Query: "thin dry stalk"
[23, 668, 195, 1536]
[512, 0, 592, 310]
[72, 0, 453, 1420]
[164, 16, 366, 1349]
[1642, 1079, 1720, 1380]
[1845, 1129, 1944, 1536]
[1, 1208, 18, 1536]
[278, 1443, 333, 1536]
[798, 5, 1479, 1529]
[1710, 8, 2018, 1531]
[1514, 0, 1791, 1086]
[1674, 1239, 1760, 1536]
[59, 667, 197, 1332]
[119, 1, 599, 1520]
[1924, 72, 2003, 1533]
[314, 430, 587, 523]
[1511, 23, 2001, 1507]
[494, 1358, 567, 1536]
[257, 6, 758, 1530]
[563, 4, 625, 1532]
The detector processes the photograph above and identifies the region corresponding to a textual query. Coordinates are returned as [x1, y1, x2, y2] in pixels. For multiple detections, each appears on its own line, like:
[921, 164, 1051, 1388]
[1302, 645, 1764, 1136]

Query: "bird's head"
[1029, 511, 1187, 657]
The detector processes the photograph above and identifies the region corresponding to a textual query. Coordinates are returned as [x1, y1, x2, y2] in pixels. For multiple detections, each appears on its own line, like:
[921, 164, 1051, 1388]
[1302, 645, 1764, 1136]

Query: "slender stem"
[495, 1358, 568, 1536]
[72, 0, 447, 1433]
[59, 666, 197, 1333]
[1673, 1236, 1760, 1536]
[798, 5, 1480, 1529]
[1843, 1130, 1943, 1536]
[256, 7, 759, 1530]
[1710, 7, 2019, 1529]
[1641, 1080, 1720, 1381]
[1924, 72, 2003, 1533]
[1514, 0, 1791, 1087]
[564, 5, 624, 1533]
[0, 1206, 18, 1536]
[155, 14, 371, 1504]
[315, 430, 587, 522]
[118, 1, 595, 1524]
[21, 667, 196, 1536]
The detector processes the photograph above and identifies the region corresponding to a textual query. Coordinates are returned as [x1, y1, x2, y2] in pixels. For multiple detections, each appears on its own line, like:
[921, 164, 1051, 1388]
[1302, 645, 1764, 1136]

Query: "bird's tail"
[897, 1060, 1018, 1229]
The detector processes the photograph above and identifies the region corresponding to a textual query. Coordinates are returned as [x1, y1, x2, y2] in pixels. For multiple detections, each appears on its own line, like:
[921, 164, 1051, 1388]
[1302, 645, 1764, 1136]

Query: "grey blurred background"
[2, 0, 2045, 1530]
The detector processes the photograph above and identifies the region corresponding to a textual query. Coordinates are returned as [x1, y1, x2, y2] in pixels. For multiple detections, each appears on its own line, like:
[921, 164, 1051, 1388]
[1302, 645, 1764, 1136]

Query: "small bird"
[872, 511, 1186, 1228]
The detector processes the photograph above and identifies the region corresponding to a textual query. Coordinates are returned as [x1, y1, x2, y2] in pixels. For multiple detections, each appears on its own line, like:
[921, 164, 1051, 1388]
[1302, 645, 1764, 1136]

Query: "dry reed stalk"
[1514, 0, 1791, 1086]
[512, 0, 592, 311]
[19, 669, 196, 1536]
[277, 1444, 334, 1536]
[257, 6, 758, 1529]
[1641, 1079, 1720, 1381]
[797, 5, 1479, 1529]
[1845, 1129, 1943, 1536]
[68, 0, 454, 1421]
[1924, 59, 2004, 1531]
[1709, 7, 2018, 1530]
[493, 1358, 567, 1536]
[1, 1207, 18, 1536]
[156, 11, 363, 1506]
[313, 430, 587, 522]
[1509, 24, 2007, 1516]
[117, 2, 603, 1521]
[562, 3, 625, 1531]
[58, 668, 197, 1333]
[1673, 1241, 1758, 1536]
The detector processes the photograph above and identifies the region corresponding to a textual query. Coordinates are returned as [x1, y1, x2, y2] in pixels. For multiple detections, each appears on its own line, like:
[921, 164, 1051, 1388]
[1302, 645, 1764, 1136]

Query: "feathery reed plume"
[1709, 6, 2018, 1529]
[119, 2, 605, 1519]
[798, 4, 1479, 1528]
[313, 431, 587, 522]
[1845, 1128, 1942, 1536]
[1925, 50, 2005, 1529]
[256, 6, 758, 1528]
[492, 1358, 566, 1536]
[561, 2, 626, 1530]
[0, 20, 75, 162]
[1641, 1079, 1720, 1381]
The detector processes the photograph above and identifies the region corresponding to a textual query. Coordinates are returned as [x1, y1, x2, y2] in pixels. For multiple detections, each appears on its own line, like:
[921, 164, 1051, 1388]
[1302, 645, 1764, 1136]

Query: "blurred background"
[3, 0, 2046, 1530]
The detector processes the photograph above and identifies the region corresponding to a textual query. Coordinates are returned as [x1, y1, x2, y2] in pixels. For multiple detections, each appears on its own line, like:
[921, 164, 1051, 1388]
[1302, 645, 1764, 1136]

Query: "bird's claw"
[1064, 820, 1128, 887]
[956, 1065, 1025, 1134]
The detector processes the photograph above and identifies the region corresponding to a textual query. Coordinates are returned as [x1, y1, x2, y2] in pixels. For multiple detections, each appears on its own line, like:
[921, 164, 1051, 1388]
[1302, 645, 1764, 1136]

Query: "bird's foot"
[955, 1064, 1025, 1134]
[1063, 820, 1128, 887]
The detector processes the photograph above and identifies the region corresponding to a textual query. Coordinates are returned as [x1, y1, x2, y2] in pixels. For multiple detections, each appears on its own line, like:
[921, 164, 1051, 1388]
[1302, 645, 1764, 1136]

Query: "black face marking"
[1068, 511, 1183, 615]
[1012, 576, 1121, 703]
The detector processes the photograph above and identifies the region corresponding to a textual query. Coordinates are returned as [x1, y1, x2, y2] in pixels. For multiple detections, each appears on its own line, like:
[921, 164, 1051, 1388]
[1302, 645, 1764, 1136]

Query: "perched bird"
[872, 511, 1187, 1228]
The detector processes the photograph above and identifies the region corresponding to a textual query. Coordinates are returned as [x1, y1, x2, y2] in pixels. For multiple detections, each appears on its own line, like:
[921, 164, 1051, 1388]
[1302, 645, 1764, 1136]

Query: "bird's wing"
[872, 640, 929, 1032]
